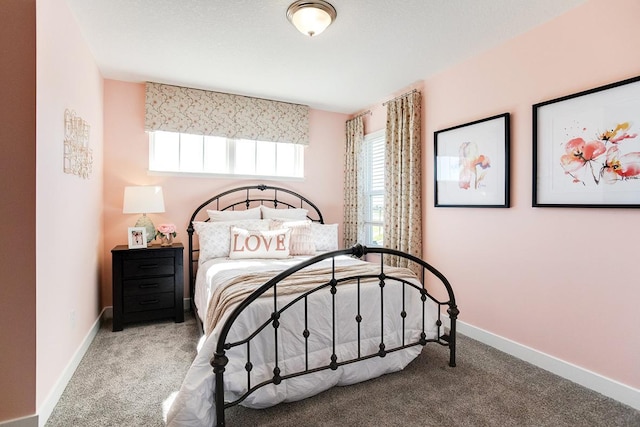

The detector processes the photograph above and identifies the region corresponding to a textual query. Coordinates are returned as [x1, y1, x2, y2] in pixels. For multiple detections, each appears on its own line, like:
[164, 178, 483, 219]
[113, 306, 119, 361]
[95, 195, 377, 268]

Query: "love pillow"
[229, 227, 291, 259]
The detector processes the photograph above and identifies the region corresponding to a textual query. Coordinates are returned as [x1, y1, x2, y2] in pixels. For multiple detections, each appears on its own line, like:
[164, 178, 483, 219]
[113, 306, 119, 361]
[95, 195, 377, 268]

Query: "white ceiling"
[66, 0, 586, 114]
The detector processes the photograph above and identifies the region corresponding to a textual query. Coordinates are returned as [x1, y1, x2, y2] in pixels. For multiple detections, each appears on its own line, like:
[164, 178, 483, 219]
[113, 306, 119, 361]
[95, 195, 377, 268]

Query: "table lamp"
[122, 186, 165, 245]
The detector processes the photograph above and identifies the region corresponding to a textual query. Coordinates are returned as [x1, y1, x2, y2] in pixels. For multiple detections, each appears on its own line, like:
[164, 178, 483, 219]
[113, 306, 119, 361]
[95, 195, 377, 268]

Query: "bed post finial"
[352, 244, 365, 258]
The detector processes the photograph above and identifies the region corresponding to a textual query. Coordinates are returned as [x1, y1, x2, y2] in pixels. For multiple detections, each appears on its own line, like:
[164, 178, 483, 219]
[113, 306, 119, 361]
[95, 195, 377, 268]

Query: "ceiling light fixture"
[287, 0, 337, 37]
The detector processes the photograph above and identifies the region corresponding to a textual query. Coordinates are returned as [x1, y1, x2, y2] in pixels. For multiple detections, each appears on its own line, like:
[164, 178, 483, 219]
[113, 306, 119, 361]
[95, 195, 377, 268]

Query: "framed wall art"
[533, 75, 640, 207]
[434, 113, 510, 207]
[127, 227, 147, 249]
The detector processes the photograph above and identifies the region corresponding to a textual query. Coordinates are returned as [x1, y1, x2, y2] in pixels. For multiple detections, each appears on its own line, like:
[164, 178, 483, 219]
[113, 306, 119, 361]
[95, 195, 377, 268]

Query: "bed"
[166, 184, 458, 426]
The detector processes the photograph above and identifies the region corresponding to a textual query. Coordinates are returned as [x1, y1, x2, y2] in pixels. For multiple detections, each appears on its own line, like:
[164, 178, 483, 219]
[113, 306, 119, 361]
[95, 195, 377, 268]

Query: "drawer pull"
[139, 299, 159, 305]
[139, 283, 159, 289]
[139, 264, 159, 269]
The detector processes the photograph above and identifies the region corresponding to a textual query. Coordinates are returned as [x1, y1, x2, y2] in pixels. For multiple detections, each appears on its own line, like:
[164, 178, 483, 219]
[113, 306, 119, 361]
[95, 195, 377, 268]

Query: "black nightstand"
[111, 243, 184, 331]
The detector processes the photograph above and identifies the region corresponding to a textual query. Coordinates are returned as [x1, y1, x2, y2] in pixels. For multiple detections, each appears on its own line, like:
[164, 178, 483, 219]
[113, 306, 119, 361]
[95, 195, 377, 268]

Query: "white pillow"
[311, 223, 339, 251]
[229, 227, 291, 259]
[260, 205, 308, 220]
[270, 219, 315, 256]
[193, 219, 270, 264]
[207, 206, 261, 222]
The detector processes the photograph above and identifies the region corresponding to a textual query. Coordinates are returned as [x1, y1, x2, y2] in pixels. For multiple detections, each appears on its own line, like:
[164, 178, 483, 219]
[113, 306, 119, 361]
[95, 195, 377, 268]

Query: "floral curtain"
[384, 91, 422, 272]
[145, 82, 309, 145]
[343, 115, 365, 247]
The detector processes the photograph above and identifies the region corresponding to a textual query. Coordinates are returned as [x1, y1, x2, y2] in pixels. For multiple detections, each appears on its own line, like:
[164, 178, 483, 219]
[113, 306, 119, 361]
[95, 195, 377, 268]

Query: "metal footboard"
[211, 244, 458, 426]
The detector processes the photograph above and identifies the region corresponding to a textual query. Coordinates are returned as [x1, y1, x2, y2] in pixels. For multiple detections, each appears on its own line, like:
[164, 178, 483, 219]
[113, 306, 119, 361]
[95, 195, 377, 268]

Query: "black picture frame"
[533, 75, 640, 208]
[434, 113, 510, 207]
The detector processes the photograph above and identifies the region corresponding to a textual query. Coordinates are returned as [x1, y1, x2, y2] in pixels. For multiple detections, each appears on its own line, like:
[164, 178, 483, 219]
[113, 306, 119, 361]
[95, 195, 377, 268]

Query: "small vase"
[160, 235, 173, 246]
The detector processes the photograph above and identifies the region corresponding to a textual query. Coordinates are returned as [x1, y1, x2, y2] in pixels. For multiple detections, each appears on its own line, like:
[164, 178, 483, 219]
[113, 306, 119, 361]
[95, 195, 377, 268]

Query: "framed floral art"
[533, 75, 640, 207]
[434, 113, 510, 207]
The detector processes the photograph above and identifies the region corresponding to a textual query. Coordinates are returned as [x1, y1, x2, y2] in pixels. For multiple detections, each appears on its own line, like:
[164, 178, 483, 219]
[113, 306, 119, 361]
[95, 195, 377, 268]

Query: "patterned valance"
[145, 82, 309, 145]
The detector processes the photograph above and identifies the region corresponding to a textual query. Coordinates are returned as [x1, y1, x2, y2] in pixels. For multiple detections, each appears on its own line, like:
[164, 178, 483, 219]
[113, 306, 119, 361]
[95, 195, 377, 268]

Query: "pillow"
[193, 219, 270, 264]
[270, 219, 315, 256]
[207, 206, 261, 222]
[311, 223, 339, 251]
[229, 227, 291, 259]
[260, 205, 308, 220]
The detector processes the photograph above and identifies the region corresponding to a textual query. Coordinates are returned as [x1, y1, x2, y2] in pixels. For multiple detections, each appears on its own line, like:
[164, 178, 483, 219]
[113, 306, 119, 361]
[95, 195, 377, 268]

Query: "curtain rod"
[382, 89, 418, 106]
[351, 110, 371, 119]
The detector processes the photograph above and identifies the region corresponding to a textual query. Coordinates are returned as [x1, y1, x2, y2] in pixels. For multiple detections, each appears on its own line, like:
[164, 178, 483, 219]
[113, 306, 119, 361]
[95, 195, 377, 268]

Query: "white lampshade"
[287, 1, 336, 37]
[123, 186, 165, 245]
[122, 186, 165, 214]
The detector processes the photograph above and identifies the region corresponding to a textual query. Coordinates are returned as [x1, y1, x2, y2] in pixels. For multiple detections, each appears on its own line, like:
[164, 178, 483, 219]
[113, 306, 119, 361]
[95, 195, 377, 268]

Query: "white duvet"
[166, 255, 438, 426]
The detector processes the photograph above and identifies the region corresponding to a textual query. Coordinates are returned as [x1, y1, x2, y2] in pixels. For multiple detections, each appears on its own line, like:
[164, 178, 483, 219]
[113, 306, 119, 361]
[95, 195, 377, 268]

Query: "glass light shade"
[287, 1, 336, 37]
[123, 186, 165, 245]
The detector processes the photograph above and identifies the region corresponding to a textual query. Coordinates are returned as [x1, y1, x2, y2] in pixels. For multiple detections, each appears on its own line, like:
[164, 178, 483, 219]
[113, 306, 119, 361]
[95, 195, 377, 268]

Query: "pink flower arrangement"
[156, 223, 177, 239]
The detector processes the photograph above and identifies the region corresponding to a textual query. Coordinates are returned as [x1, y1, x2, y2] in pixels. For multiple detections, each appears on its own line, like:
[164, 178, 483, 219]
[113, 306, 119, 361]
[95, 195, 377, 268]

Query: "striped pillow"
[270, 219, 315, 256]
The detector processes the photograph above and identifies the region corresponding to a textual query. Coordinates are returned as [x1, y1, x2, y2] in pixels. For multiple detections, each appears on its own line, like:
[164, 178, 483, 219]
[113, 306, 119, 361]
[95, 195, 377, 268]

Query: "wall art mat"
[533, 75, 640, 207]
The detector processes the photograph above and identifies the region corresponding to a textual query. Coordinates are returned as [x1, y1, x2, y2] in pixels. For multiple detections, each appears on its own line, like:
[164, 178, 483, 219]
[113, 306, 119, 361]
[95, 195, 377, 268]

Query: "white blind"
[145, 82, 309, 145]
[370, 135, 384, 192]
[364, 130, 385, 246]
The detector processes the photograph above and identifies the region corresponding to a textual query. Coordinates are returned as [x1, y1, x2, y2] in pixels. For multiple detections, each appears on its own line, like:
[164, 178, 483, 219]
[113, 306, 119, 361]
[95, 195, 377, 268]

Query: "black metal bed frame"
[186, 185, 458, 427]
[187, 184, 325, 330]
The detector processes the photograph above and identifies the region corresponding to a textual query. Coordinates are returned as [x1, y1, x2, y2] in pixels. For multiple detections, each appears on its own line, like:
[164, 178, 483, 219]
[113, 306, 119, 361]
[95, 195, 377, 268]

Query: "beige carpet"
[46, 312, 639, 426]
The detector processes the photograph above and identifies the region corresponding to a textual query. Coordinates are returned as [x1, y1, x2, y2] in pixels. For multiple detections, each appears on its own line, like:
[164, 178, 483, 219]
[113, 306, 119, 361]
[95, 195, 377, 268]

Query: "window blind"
[145, 82, 309, 145]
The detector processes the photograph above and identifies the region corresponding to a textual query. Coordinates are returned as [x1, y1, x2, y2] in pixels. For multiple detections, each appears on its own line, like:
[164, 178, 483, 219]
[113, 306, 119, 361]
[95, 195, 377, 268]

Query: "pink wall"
[36, 0, 104, 413]
[420, 0, 639, 388]
[102, 80, 348, 306]
[0, 0, 37, 422]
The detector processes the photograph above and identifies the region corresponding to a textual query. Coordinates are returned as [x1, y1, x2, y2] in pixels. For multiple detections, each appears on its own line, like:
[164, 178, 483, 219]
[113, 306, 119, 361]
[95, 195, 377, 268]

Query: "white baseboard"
[0, 415, 38, 427]
[36, 308, 106, 427]
[447, 318, 639, 410]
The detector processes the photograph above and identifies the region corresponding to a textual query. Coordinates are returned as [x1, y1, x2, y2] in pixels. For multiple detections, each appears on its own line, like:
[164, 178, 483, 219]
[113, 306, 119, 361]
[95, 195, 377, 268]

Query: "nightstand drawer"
[123, 256, 174, 278]
[124, 292, 174, 313]
[123, 276, 175, 296]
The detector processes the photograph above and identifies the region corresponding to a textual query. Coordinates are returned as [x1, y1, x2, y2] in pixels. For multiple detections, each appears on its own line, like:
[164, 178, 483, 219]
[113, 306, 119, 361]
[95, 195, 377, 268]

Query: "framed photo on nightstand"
[127, 227, 147, 249]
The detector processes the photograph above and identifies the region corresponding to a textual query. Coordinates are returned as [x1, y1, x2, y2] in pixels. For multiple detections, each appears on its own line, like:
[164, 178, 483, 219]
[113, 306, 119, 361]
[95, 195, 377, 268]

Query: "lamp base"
[134, 214, 156, 246]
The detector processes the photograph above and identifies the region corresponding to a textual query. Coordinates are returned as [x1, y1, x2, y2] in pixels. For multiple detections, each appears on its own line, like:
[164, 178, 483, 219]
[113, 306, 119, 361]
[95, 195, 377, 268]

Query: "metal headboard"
[186, 184, 325, 327]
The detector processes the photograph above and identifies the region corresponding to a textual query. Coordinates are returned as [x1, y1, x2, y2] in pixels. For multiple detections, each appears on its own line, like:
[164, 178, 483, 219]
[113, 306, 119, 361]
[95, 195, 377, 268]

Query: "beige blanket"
[205, 261, 417, 336]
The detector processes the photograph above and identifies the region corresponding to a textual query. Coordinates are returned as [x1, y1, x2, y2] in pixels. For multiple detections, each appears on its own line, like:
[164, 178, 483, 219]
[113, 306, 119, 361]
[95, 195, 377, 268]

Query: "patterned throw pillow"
[228, 227, 291, 259]
[270, 219, 315, 256]
[206, 206, 261, 221]
[311, 223, 339, 251]
[260, 205, 308, 220]
[193, 219, 270, 264]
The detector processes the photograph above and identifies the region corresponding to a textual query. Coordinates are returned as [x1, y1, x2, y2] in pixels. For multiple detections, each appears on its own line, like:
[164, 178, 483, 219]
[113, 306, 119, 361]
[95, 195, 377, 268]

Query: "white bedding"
[166, 255, 438, 426]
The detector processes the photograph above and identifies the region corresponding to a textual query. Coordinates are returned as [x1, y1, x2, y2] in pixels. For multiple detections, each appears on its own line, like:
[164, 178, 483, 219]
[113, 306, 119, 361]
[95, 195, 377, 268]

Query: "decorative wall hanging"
[63, 109, 93, 179]
[434, 113, 510, 207]
[533, 75, 640, 207]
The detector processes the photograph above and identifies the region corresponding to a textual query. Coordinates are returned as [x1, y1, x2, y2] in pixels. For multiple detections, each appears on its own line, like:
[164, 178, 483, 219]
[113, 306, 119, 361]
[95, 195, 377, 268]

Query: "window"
[149, 131, 304, 178]
[363, 130, 385, 246]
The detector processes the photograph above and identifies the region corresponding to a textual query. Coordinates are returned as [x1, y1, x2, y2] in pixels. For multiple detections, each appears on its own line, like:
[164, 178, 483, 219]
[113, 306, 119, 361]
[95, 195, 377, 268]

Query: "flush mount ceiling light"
[287, 0, 337, 37]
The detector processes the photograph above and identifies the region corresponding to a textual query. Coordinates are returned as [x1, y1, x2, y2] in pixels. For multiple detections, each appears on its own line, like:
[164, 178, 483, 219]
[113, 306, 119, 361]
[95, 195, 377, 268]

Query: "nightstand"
[111, 243, 184, 331]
